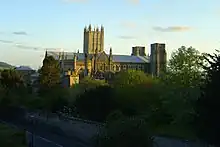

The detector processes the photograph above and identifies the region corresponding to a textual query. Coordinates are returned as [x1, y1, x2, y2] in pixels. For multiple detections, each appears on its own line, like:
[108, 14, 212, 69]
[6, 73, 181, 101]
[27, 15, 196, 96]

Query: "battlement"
[84, 24, 104, 33]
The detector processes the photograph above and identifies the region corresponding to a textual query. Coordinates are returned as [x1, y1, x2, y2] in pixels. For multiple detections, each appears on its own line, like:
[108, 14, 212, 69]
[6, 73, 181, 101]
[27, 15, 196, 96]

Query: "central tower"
[83, 24, 104, 54]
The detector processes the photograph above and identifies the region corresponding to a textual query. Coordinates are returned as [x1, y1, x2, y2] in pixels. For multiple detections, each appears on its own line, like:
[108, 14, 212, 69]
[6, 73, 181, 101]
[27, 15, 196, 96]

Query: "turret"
[84, 53, 88, 76]
[101, 25, 104, 32]
[109, 47, 112, 56]
[109, 47, 113, 71]
[73, 54, 77, 71]
[93, 48, 98, 72]
[45, 50, 48, 58]
[96, 27, 99, 32]
[84, 26, 87, 32]
[88, 24, 92, 31]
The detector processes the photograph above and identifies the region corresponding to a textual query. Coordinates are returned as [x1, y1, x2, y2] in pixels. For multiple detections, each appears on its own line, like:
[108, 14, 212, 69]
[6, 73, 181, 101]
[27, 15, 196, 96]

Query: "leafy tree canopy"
[80, 76, 108, 89]
[112, 70, 156, 88]
[39, 56, 61, 90]
[96, 117, 154, 147]
[195, 50, 220, 146]
[166, 46, 205, 87]
[0, 69, 23, 89]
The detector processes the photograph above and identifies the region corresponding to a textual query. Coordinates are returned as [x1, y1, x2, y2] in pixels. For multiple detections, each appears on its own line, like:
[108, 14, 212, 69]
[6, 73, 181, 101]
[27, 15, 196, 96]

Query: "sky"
[0, 0, 220, 69]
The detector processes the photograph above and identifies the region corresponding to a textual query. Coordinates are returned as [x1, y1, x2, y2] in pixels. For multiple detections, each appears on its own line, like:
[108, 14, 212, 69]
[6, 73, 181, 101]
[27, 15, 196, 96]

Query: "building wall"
[150, 43, 167, 76]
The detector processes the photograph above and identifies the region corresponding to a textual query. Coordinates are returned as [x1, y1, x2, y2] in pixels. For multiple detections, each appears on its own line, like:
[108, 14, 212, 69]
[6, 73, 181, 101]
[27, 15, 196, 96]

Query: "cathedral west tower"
[83, 24, 104, 54]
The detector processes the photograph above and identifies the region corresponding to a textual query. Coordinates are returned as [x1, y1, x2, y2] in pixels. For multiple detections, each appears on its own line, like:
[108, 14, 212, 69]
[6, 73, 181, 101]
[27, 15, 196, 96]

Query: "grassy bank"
[0, 123, 26, 147]
[154, 124, 197, 141]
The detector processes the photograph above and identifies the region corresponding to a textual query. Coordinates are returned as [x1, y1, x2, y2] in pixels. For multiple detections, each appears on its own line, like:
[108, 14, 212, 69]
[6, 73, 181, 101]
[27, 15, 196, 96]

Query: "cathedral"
[45, 24, 167, 86]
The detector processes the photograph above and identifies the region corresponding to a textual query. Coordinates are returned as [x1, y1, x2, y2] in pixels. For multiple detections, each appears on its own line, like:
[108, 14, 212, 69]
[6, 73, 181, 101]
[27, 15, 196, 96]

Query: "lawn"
[154, 124, 197, 141]
[0, 123, 27, 147]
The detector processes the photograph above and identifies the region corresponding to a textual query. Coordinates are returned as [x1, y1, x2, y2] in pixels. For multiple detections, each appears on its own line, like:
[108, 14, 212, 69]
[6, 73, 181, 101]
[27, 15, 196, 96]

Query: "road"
[0, 118, 92, 147]
[0, 113, 210, 147]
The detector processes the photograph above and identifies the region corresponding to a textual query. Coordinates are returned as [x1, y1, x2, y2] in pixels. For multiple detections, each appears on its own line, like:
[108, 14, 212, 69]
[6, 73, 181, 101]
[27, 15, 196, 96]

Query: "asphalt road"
[0, 118, 92, 147]
[0, 115, 210, 147]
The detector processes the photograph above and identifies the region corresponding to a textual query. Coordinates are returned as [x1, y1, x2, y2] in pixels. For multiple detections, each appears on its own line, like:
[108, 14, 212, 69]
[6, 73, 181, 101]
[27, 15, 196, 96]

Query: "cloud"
[13, 31, 28, 35]
[152, 26, 191, 32]
[15, 44, 40, 50]
[118, 35, 136, 39]
[121, 21, 137, 28]
[0, 39, 13, 44]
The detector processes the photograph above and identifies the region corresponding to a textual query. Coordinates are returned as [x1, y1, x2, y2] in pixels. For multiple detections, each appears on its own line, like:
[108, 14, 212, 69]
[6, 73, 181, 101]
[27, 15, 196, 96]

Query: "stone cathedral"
[45, 24, 167, 87]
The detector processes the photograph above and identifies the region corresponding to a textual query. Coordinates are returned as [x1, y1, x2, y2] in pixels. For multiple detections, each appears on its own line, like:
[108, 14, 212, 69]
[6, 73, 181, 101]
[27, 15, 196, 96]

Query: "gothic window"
[123, 65, 126, 69]
[138, 65, 142, 70]
[113, 65, 115, 71]
[116, 65, 119, 71]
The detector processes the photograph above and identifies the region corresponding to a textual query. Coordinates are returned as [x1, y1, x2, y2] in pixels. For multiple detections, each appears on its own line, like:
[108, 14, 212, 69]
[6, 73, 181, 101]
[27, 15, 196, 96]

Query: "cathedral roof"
[46, 51, 150, 63]
[112, 55, 149, 63]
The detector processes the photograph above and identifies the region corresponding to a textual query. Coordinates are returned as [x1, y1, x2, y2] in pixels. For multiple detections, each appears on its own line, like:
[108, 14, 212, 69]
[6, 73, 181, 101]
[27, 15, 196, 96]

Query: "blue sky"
[0, 0, 219, 69]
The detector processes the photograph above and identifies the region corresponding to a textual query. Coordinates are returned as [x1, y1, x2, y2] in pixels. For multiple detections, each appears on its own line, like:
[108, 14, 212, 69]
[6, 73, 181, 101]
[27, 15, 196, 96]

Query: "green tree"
[195, 50, 220, 146]
[0, 69, 23, 89]
[75, 86, 116, 122]
[0, 123, 26, 147]
[96, 117, 154, 147]
[80, 76, 108, 89]
[166, 46, 205, 87]
[112, 70, 155, 87]
[39, 56, 61, 91]
[161, 46, 206, 125]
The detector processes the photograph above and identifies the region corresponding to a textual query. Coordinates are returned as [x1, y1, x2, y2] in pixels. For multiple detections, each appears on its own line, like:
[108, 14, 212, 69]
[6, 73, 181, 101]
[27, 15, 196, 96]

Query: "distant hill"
[0, 62, 14, 69]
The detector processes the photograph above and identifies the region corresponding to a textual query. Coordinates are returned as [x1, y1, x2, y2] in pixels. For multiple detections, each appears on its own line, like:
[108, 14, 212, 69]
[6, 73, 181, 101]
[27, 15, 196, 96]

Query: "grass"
[0, 123, 27, 147]
[154, 124, 197, 141]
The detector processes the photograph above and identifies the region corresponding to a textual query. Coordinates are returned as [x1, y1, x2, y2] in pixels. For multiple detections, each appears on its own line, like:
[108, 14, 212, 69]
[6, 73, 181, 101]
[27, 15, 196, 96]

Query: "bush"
[74, 85, 116, 122]
[0, 123, 26, 147]
[96, 117, 154, 147]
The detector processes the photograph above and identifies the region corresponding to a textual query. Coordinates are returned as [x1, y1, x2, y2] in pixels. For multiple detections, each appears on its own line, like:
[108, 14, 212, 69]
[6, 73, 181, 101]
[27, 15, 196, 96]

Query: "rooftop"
[47, 51, 150, 63]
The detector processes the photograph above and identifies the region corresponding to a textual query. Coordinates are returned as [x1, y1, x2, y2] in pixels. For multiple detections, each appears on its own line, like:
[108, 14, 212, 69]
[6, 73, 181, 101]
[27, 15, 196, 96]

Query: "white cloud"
[152, 26, 191, 32]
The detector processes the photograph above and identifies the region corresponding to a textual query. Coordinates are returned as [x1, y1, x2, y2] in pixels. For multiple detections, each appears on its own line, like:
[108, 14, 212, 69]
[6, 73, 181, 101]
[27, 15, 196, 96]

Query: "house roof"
[15, 66, 34, 71]
[46, 51, 150, 63]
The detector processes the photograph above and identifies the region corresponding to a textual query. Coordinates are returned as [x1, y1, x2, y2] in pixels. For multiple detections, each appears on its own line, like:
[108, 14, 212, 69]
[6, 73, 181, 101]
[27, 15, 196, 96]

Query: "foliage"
[39, 56, 61, 91]
[195, 50, 220, 146]
[40, 87, 69, 113]
[75, 86, 116, 121]
[166, 46, 205, 87]
[0, 69, 23, 89]
[80, 76, 108, 89]
[112, 70, 153, 87]
[106, 110, 124, 122]
[0, 123, 26, 147]
[160, 46, 205, 127]
[96, 117, 154, 147]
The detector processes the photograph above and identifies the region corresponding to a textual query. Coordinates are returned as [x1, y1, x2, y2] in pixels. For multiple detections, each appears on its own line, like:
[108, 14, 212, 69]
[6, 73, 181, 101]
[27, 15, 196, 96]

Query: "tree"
[0, 69, 23, 89]
[80, 76, 108, 89]
[162, 46, 205, 125]
[166, 46, 205, 87]
[39, 56, 61, 91]
[195, 50, 220, 146]
[112, 70, 155, 87]
[74, 86, 116, 122]
[96, 117, 154, 147]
